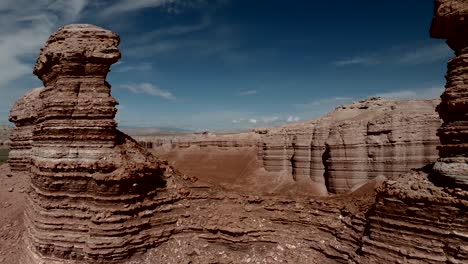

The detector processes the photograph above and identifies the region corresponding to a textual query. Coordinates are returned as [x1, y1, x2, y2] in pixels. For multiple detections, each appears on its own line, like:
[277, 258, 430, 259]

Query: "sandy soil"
[0, 164, 27, 264]
[152, 146, 328, 197]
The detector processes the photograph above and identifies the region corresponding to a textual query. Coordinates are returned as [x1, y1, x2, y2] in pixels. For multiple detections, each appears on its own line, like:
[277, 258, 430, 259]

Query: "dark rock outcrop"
[431, 0, 468, 188]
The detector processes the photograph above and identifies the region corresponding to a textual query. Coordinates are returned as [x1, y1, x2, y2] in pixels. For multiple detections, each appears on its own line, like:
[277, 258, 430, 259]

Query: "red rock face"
[19, 24, 167, 263]
[431, 0, 468, 188]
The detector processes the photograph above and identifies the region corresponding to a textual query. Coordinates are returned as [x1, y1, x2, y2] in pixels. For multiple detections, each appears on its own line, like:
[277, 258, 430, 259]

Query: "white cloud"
[334, 56, 380, 66]
[101, 0, 177, 16]
[0, 0, 88, 118]
[334, 42, 452, 67]
[375, 87, 443, 99]
[294, 97, 354, 109]
[248, 118, 257, 124]
[261, 116, 279, 123]
[121, 83, 176, 100]
[398, 43, 453, 65]
[286, 116, 300, 122]
[239, 90, 258, 96]
[113, 62, 152, 73]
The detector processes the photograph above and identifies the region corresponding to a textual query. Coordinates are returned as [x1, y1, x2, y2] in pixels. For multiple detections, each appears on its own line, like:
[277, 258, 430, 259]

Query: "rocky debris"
[431, 0, 468, 188]
[137, 97, 441, 195]
[19, 24, 168, 263]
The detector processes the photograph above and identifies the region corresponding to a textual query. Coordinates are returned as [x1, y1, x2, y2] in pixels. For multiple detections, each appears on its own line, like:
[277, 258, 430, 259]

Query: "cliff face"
[361, 1, 468, 262]
[140, 98, 441, 195]
[431, 0, 468, 188]
[19, 24, 168, 263]
[361, 170, 468, 263]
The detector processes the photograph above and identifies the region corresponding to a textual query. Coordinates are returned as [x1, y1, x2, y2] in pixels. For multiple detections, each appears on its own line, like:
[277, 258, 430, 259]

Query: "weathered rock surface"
[362, 169, 468, 263]
[361, 1, 468, 262]
[431, 0, 468, 188]
[7, 6, 468, 262]
[8, 87, 43, 171]
[20, 24, 169, 263]
[138, 97, 441, 195]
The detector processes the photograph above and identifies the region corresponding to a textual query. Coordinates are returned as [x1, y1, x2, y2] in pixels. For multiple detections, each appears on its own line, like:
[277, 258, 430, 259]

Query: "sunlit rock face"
[260, 97, 441, 194]
[431, 0, 468, 188]
[19, 24, 167, 263]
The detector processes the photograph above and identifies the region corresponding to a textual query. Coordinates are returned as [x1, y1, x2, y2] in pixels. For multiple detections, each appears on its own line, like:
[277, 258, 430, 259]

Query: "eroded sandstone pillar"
[20, 24, 166, 263]
[8, 87, 43, 172]
[431, 0, 468, 188]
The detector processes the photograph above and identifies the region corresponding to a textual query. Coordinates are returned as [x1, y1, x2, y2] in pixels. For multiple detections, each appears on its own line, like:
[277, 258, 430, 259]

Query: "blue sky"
[0, 0, 452, 131]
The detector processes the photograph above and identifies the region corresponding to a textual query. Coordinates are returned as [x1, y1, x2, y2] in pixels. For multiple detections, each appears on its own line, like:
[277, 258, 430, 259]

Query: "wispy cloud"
[101, 0, 177, 17]
[0, 0, 88, 116]
[334, 56, 380, 66]
[121, 83, 176, 100]
[286, 116, 300, 122]
[375, 87, 443, 99]
[333, 42, 452, 67]
[261, 116, 279, 123]
[294, 97, 354, 109]
[398, 43, 453, 65]
[113, 62, 153, 73]
[239, 90, 258, 96]
[232, 115, 300, 126]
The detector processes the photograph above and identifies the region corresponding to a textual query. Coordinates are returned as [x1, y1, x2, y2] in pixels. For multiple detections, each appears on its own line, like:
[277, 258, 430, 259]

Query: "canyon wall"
[137, 97, 441, 194]
[9, 2, 468, 261]
[360, 1, 468, 262]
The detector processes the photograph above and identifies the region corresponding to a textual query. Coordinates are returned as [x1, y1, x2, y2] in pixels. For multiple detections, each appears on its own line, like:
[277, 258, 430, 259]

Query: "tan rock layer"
[138, 98, 441, 195]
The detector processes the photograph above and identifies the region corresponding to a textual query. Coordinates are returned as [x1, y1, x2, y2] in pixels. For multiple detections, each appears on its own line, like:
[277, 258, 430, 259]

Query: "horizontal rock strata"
[138, 98, 441, 194]
[20, 24, 168, 263]
[361, 170, 468, 263]
[8, 87, 43, 172]
[431, 0, 468, 188]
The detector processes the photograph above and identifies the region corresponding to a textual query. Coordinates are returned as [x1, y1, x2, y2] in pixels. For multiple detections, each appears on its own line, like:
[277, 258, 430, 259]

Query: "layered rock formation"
[431, 0, 468, 188]
[8, 87, 43, 171]
[360, 1, 468, 262]
[136, 132, 259, 151]
[20, 24, 168, 263]
[9, 3, 468, 262]
[138, 98, 441, 194]
[261, 97, 440, 194]
[361, 170, 468, 263]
